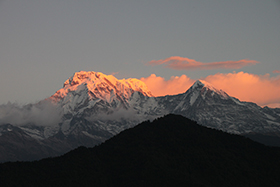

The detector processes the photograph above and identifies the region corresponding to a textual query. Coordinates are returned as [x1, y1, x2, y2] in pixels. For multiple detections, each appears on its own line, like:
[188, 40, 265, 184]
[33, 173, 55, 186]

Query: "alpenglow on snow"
[0, 71, 279, 162]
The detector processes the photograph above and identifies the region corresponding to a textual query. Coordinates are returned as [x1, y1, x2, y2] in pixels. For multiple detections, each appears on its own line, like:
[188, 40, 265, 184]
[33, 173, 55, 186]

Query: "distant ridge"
[1, 114, 280, 186]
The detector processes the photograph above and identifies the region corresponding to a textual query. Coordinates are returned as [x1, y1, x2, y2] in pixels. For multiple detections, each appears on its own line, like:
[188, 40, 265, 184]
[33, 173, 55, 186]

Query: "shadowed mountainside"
[1, 114, 280, 186]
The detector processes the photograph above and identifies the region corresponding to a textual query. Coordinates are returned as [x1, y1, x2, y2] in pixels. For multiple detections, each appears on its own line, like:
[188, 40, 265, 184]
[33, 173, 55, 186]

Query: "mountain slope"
[170, 80, 280, 134]
[0, 71, 280, 162]
[1, 114, 280, 187]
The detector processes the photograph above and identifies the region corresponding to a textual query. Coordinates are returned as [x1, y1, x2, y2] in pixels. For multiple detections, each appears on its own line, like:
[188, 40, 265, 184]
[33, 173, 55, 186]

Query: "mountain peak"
[191, 80, 229, 99]
[63, 71, 115, 87]
[50, 71, 154, 110]
[192, 80, 216, 90]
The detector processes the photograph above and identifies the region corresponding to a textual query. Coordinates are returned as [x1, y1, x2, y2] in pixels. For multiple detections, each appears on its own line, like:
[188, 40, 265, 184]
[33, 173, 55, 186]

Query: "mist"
[0, 101, 62, 127]
[86, 107, 162, 123]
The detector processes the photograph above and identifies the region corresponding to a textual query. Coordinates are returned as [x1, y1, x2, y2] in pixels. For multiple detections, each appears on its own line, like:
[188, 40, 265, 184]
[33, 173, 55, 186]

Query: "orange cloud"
[204, 72, 280, 107]
[273, 70, 280, 74]
[141, 72, 280, 108]
[148, 56, 259, 70]
[140, 74, 194, 96]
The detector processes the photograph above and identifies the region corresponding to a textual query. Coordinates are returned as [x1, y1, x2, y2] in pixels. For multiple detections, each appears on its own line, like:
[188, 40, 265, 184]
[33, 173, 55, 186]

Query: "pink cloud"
[141, 72, 280, 107]
[148, 56, 259, 70]
[140, 74, 194, 96]
[204, 72, 280, 107]
[273, 70, 280, 74]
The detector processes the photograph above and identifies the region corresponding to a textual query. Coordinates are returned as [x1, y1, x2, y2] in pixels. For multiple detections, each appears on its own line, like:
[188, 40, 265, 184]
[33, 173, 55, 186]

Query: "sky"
[0, 0, 280, 107]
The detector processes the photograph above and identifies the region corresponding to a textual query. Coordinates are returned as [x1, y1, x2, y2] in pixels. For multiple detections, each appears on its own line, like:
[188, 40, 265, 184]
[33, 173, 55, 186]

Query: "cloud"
[86, 108, 162, 131]
[0, 101, 62, 126]
[148, 56, 259, 70]
[88, 108, 138, 122]
[203, 72, 280, 107]
[273, 70, 280, 74]
[141, 72, 280, 108]
[140, 74, 195, 96]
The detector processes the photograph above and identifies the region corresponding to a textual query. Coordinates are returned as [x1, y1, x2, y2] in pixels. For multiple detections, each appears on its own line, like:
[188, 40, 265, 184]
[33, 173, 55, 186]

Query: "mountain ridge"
[0, 71, 280, 162]
[51, 71, 153, 101]
[1, 114, 280, 186]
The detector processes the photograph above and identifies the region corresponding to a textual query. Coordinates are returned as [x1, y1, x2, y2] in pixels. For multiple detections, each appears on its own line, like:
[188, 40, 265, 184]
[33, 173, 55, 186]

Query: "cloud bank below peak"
[0, 101, 62, 126]
[148, 56, 259, 70]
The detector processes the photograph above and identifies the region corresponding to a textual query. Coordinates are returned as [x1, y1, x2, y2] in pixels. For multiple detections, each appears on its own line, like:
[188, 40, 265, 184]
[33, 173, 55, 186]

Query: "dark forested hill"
[1, 114, 280, 187]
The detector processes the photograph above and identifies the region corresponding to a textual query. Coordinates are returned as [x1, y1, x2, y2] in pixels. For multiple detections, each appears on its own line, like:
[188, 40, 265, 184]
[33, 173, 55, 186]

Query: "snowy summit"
[51, 71, 153, 102]
[191, 80, 229, 99]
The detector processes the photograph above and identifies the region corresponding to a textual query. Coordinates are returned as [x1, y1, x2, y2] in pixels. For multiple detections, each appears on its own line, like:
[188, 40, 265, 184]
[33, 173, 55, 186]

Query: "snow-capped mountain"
[0, 71, 280, 162]
[169, 80, 280, 134]
[46, 71, 159, 137]
[49, 71, 153, 115]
